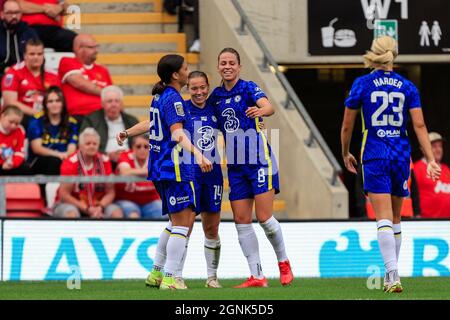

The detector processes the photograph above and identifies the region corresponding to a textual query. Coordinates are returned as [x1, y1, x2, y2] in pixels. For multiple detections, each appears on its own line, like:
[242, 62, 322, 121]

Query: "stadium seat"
[5, 183, 45, 217]
[44, 51, 75, 73]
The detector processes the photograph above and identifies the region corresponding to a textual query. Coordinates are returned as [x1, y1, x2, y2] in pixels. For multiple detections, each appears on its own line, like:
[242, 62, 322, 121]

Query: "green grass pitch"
[0, 277, 449, 300]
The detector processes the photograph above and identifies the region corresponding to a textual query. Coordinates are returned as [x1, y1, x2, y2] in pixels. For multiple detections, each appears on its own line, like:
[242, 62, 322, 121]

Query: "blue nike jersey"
[148, 86, 193, 182]
[345, 70, 421, 163]
[209, 79, 274, 167]
[185, 99, 223, 184]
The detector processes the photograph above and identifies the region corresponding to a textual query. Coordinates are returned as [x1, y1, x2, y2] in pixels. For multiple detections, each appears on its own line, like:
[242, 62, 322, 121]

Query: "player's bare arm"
[340, 107, 359, 174]
[116, 120, 149, 146]
[170, 122, 213, 173]
[245, 97, 275, 118]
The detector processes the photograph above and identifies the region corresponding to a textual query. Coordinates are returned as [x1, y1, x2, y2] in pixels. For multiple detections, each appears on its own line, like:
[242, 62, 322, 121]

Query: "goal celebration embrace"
[116, 49, 293, 290]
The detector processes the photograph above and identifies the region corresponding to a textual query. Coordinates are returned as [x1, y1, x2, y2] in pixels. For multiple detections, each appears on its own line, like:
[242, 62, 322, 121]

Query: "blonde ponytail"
[363, 36, 398, 69]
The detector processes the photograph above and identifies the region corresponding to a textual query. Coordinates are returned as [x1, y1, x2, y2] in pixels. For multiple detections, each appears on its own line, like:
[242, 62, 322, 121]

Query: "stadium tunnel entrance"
[285, 63, 450, 218]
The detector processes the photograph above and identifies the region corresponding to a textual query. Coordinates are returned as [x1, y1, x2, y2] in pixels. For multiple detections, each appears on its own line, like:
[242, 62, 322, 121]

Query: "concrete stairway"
[73, 0, 199, 120]
[71, 0, 286, 218]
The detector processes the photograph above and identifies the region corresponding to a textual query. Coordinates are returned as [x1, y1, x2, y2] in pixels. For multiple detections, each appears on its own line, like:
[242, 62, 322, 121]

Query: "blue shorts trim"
[228, 165, 280, 201]
[153, 180, 196, 215]
[362, 160, 410, 197]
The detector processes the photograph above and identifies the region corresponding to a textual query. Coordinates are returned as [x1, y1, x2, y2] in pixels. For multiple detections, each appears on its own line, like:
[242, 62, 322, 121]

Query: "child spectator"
[115, 135, 163, 219]
[53, 127, 123, 218]
[2, 38, 60, 129]
[0, 105, 30, 175]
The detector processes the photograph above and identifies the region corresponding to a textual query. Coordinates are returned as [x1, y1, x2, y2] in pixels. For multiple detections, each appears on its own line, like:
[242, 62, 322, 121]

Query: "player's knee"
[65, 210, 80, 219]
[128, 212, 140, 219]
[204, 224, 219, 239]
[110, 209, 124, 219]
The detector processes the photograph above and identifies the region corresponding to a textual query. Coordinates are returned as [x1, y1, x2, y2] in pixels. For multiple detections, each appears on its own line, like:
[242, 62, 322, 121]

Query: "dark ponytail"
[152, 54, 185, 95]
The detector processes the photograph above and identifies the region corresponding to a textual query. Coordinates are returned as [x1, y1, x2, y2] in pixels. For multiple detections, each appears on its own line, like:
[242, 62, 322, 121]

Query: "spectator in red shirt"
[58, 34, 112, 124]
[115, 134, 163, 219]
[413, 132, 450, 218]
[2, 38, 60, 128]
[0, 105, 30, 175]
[18, 0, 76, 52]
[53, 127, 123, 218]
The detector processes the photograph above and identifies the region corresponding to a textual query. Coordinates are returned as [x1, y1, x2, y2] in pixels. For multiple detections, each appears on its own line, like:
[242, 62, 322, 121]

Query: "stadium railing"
[230, 0, 342, 186]
[0, 175, 144, 216]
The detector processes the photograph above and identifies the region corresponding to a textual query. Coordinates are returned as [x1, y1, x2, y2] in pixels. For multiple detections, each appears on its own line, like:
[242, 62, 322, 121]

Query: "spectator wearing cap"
[58, 34, 112, 124]
[18, 0, 77, 52]
[413, 132, 450, 218]
[80, 85, 138, 168]
[0, 0, 38, 78]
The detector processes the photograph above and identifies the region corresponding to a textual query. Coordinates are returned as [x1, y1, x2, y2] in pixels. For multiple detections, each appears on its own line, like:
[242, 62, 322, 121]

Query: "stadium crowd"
[0, 0, 163, 219]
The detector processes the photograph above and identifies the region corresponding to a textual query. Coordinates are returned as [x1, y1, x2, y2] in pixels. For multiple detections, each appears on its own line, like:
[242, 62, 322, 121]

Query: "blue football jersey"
[345, 70, 421, 163]
[27, 112, 78, 152]
[148, 86, 193, 182]
[209, 79, 274, 167]
[185, 99, 223, 184]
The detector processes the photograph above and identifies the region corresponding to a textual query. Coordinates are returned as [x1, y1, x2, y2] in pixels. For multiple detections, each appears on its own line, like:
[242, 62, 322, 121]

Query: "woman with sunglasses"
[115, 134, 163, 219]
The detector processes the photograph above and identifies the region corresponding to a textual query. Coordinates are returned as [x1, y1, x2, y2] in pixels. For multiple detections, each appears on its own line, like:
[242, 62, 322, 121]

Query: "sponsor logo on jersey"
[169, 196, 176, 206]
[377, 129, 400, 138]
[174, 102, 185, 116]
[175, 195, 190, 205]
[225, 98, 232, 104]
[4, 74, 13, 87]
[149, 144, 160, 152]
[403, 181, 408, 190]
[435, 181, 450, 194]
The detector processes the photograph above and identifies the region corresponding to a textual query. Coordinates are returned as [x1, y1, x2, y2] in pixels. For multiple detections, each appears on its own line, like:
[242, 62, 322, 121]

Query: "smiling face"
[188, 75, 209, 107]
[218, 52, 241, 83]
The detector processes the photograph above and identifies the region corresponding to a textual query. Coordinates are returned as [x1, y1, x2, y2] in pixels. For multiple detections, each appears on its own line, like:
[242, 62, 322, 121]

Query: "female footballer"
[209, 48, 293, 288]
[341, 36, 441, 293]
[117, 54, 212, 290]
